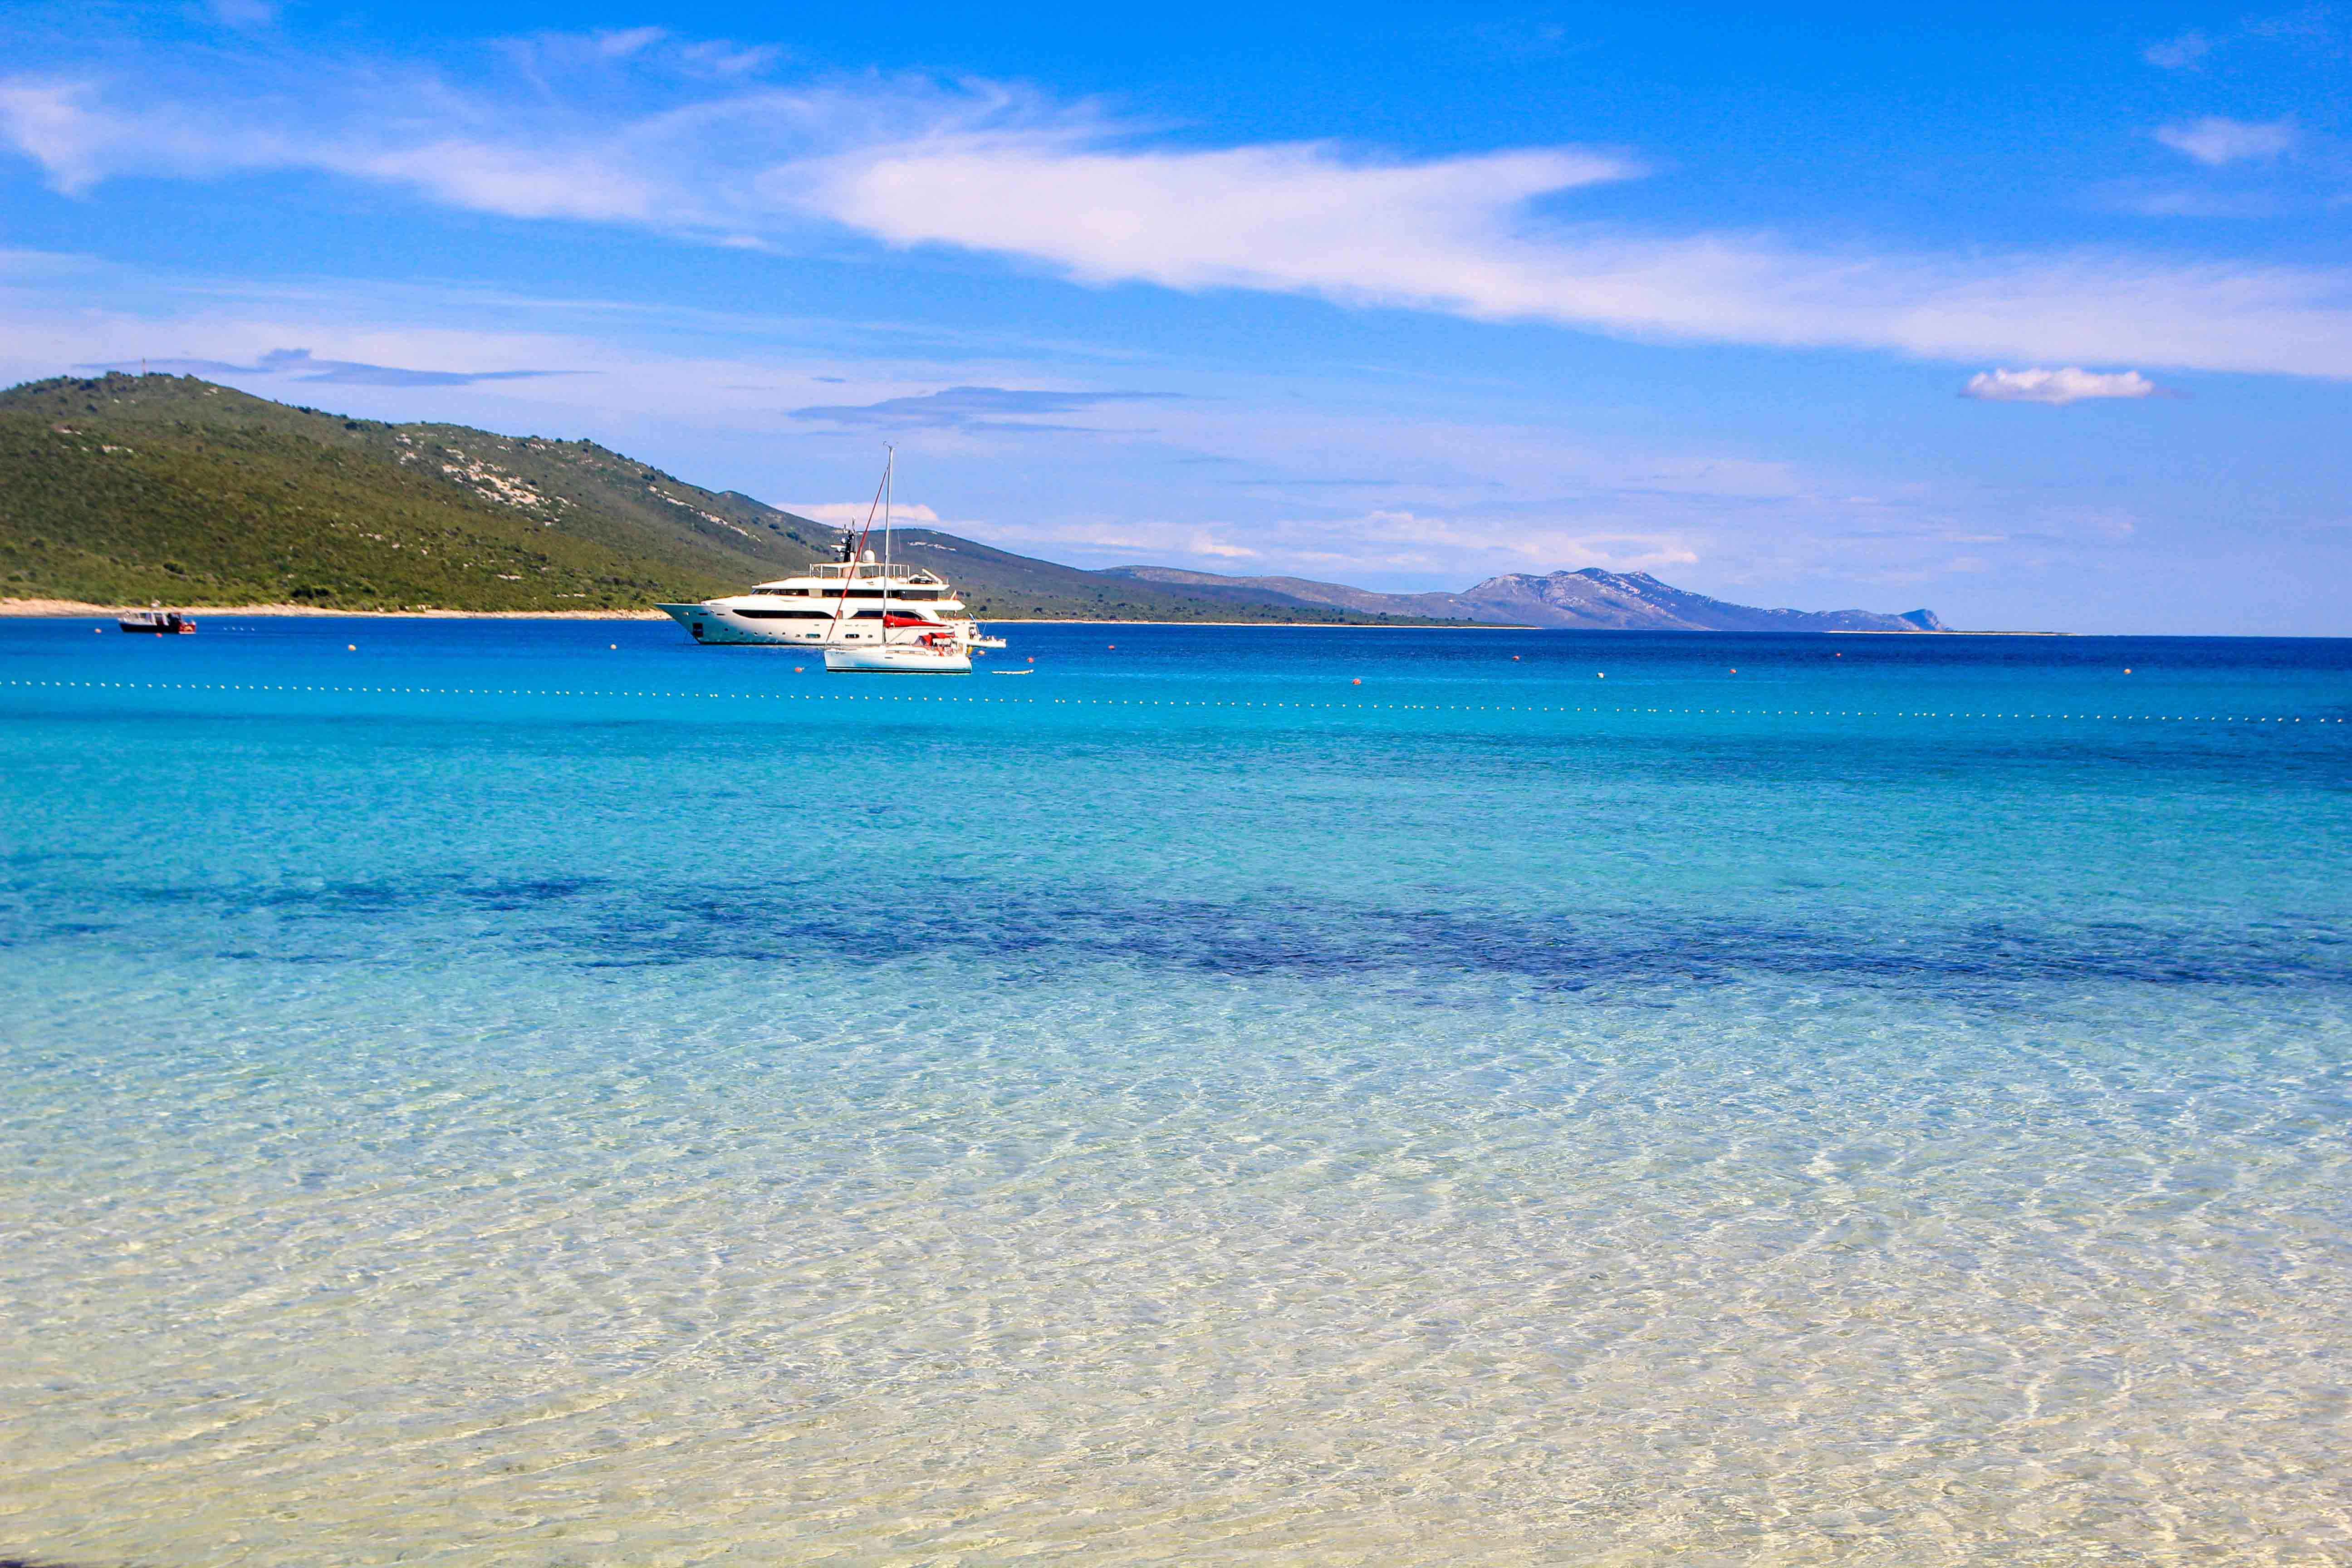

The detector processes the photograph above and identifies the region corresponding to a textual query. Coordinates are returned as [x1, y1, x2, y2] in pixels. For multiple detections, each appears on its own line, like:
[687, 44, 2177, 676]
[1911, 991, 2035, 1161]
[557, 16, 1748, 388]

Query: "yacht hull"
[655, 603, 855, 646]
[655, 602, 987, 656]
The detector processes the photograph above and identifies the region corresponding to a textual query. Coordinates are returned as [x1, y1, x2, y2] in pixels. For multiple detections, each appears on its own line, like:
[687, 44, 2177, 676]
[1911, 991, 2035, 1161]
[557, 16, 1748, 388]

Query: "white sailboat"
[822, 449, 969, 674]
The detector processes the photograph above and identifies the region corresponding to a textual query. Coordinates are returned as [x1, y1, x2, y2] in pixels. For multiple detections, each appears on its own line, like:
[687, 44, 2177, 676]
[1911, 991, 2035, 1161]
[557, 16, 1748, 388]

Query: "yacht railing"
[804, 563, 945, 583]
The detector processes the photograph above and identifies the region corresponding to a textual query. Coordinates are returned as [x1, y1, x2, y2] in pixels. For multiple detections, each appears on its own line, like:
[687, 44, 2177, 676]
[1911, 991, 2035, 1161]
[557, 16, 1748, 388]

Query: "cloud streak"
[784, 500, 941, 525]
[76, 346, 565, 386]
[1960, 367, 2162, 404]
[5, 36, 2352, 377]
[789, 385, 1177, 432]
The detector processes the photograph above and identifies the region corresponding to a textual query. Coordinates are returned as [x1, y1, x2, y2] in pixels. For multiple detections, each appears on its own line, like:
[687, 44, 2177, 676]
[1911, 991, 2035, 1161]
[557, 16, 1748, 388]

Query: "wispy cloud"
[75, 346, 565, 386]
[2143, 29, 2213, 69]
[789, 385, 1176, 431]
[2106, 186, 2279, 219]
[2143, 10, 2334, 69]
[1960, 367, 2162, 404]
[2154, 116, 2298, 167]
[6, 35, 2352, 377]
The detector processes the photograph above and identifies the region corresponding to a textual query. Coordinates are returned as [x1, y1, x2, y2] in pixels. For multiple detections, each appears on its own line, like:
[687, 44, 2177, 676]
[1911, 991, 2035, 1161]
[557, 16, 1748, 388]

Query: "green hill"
[0, 407, 696, 611]
[0, 374, 1476, 622]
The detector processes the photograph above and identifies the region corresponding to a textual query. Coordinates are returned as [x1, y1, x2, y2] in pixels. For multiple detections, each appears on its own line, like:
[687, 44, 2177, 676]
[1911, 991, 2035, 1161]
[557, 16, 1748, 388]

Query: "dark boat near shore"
[118, 611, 196, 634]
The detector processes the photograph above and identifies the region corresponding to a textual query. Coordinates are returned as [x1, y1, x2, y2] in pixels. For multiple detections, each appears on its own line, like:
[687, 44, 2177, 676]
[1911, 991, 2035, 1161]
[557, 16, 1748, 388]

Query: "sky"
[2, 2, 2348, 632]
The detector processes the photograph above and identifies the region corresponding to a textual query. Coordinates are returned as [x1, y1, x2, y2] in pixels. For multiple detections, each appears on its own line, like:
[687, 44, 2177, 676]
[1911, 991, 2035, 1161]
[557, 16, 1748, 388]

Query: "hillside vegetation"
[0, 374, 1475, 622]
[0, 410, 703, 611]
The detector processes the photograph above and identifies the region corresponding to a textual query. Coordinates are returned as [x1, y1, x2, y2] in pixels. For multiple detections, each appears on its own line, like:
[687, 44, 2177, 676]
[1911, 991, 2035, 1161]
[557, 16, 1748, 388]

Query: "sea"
[3, 616, 2348, 1567]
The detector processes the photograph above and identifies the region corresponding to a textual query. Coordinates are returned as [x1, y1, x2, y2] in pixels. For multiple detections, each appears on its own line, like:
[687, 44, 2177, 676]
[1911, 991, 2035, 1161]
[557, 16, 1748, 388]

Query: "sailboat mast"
[833, 459, 889, 642]
[882, 445, 893, 637]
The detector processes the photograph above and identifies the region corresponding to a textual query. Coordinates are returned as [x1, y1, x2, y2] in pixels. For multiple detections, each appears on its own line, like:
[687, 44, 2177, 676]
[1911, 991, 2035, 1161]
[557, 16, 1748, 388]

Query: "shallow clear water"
[4, 618, 2349, 1566]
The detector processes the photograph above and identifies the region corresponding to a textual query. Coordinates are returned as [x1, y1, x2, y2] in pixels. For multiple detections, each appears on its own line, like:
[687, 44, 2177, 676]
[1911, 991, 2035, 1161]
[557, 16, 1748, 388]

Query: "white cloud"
[801, 140, 1642, 297]
[5, 39, 2352, 378]
[1960, 367, 2162, 404]
[2154, 116, 2298, 166]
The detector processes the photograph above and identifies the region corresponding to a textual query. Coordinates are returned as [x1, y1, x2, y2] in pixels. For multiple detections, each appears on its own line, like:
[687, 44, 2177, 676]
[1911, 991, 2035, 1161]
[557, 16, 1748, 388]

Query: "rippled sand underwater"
[4, 620, 2348, 1565]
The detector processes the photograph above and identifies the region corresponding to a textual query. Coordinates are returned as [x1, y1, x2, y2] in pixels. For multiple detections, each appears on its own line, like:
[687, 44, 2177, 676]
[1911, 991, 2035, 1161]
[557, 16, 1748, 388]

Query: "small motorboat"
[991, 668, 1033, 676]
[118, 610, 196, 635]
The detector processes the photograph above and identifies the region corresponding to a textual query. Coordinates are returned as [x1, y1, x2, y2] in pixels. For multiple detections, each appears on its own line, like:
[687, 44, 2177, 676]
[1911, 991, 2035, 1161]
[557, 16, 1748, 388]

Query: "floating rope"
[3, 679, 2342, 725]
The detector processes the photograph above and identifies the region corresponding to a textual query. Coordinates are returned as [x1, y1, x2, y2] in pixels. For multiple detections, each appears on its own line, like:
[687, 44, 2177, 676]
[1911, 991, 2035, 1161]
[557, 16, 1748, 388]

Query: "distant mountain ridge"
[1, 373, 1942, 631]
[1102, 565, 1941, 633]
[1455, 568, 1942, 632]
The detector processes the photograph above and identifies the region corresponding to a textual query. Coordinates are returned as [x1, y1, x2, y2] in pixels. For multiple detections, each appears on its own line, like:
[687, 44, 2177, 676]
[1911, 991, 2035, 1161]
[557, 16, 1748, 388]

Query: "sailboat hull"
[823, 643, 972, 674]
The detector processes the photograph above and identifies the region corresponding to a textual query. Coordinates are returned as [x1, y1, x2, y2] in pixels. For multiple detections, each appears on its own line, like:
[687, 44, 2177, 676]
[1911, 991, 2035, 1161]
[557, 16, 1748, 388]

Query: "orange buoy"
[794, 666, 804, 673]
[1352, 677, 1362, 686]
[2124, 667, 2133, 674]
[347, 643, 357, 651]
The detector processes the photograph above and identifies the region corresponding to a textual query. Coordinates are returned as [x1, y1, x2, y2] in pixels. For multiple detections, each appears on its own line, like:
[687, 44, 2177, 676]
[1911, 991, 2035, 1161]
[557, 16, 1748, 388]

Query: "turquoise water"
[4, 618, 2349, 1566]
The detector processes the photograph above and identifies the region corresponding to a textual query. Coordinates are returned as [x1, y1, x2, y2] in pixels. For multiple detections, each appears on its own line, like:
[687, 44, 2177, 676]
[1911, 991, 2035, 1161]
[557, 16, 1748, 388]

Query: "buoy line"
[3, 678, 2345, 725]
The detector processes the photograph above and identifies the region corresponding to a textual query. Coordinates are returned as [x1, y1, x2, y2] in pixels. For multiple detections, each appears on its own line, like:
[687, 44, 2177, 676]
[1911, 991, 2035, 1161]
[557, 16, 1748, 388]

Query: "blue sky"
[2, 1, 2347, 631]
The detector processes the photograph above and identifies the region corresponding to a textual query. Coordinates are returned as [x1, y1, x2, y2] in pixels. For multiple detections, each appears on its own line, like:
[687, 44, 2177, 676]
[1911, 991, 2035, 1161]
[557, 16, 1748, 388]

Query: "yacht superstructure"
[655, 553, 990, 651]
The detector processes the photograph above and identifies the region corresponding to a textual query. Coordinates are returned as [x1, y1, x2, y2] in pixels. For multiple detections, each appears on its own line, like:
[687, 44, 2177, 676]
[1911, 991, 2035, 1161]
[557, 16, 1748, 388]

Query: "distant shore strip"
[0, 599, 2038, 632]
[0, 598, 1519, 627]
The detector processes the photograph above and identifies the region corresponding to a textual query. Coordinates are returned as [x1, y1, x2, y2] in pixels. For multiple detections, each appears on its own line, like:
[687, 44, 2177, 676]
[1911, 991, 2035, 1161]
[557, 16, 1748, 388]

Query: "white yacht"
[656, 450, 1005, 672]
[656, 551, 984, 651]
